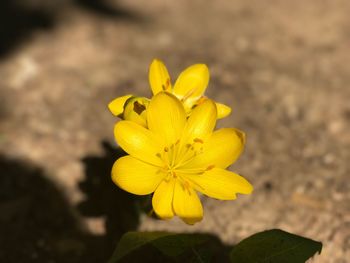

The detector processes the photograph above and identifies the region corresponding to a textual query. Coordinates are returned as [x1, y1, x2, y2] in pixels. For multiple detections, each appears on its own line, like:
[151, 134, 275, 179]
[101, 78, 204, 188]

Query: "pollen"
[206, 165, 215, 171]
[193, 138, 204, 144]
[172, 171, 177, 178]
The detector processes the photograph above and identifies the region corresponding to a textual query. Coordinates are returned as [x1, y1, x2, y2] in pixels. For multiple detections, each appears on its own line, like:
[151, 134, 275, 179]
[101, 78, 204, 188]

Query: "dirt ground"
[0, 0, 349, 262]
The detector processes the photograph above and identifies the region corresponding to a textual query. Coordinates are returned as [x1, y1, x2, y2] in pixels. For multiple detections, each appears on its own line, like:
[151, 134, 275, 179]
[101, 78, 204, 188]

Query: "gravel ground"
[0, 0, 349, 262]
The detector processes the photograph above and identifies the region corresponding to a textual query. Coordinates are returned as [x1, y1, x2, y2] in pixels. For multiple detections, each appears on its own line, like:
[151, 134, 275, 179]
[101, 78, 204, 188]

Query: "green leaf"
[109, 231, 211, 262]
[230, 229, 322, 263]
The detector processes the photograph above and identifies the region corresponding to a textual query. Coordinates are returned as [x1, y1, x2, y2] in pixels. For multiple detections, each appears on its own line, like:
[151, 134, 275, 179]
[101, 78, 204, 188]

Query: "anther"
[183, 180, 190, 188]
[183, 181, 192, 195]
[193, 138, 204, 144]
[164, 147, 169, 152]
[206, 165, 215, 171]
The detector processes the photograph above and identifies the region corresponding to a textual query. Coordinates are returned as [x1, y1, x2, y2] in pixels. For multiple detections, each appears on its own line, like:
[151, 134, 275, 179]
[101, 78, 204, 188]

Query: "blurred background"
[0, 0, 349, 262]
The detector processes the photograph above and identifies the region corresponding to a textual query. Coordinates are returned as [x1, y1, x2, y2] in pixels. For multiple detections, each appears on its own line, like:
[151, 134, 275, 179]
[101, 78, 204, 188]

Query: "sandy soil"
[0, 0, 349, 262]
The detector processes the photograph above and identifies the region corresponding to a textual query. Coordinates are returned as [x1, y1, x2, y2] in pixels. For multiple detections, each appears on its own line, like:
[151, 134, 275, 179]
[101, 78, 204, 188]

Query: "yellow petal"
[190, 168, 253, 200]
[152, 179, 175, 219]
[123, 110, 147, 127]
[123, 97, 149, 127]
[108, 95, 133, 116]
[147, 92, 186, 145]
[173, 64, 209, 102]
[149, 59, 172, 95]
[112, 156, 165, 195]
[183, 99, 217, 142]
[185, 128, 245, 169]
[114, 121, 163, 166]
[173, 180, 203, 224]
[216, 102, 232, 119]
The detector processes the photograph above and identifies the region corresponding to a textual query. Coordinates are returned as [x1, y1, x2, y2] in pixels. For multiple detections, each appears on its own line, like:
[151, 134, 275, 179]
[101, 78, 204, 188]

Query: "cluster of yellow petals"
[108, 59, 232, 127]
[109, 59, 253, 224]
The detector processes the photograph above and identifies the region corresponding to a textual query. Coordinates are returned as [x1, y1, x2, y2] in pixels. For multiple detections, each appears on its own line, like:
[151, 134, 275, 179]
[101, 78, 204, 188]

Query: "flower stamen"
[206, 165, 215, 171]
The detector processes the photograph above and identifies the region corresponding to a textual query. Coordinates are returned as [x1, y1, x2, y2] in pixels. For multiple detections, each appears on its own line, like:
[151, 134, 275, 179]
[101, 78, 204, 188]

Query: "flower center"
[155, 137, 215, 192]
[158, 138, 202, 170]
[158, 137, 214, 172]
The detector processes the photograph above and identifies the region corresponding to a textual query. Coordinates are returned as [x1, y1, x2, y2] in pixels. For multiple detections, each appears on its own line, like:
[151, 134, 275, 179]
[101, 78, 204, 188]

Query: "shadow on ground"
[0, 141, 231, 262]
[0, 0, 142, 58]
[0, 154, 89, 262]
[74, 0, 142, 19]
[0, 0, 55, 58]
[0, 142, 143, 262]
[78, 141, 144, 259]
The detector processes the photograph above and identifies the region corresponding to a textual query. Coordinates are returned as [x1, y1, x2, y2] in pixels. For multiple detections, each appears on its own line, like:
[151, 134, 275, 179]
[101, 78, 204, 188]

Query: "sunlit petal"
[173, 180, 203, 224]
[147, 92, 186, 145]
[189, 168, 253, 200]
[112, 156, 165, 195]
[108, 94, 133, 116]
[114, 121, 164, 166]
[183, 99, 217, 142]
[184, 128, 245, 169]
[152, 179, 175, 219]
[216, 102, 232, 119]
[149, 59, 172, 95]
[173, 64, 209, 101]
[123, 97, 149, 127]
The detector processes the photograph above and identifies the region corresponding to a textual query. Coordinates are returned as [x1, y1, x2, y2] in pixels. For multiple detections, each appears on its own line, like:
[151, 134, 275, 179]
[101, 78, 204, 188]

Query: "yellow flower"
[112, 92, 252, 224]
[108, 95, 149, 127]
[107, 59, 232, 126]
[149, 59, 232, 118]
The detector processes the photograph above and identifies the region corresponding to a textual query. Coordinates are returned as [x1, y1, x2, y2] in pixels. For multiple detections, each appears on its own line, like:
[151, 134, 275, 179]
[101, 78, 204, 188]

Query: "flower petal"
[152, 179, 175, 219]
[183, 99, 217, 142]
[173, 180, 203, 224]
[189, 168, 253, 200]
[216, 102, 232, 119]
[147, 92, 186, 145]
[112, 156, 164, 195]
[108, 95, 133, 116]
[123, 97, 149, 127]
[185, 128, 245, 169]
[149, 59, 172, 95]
[114, 120, 163, 166]
[173, 64, 209, 101]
